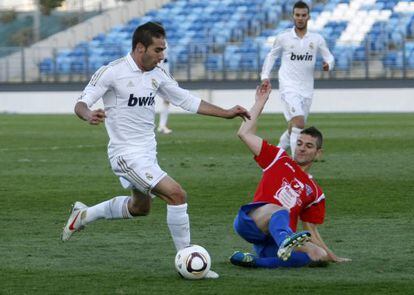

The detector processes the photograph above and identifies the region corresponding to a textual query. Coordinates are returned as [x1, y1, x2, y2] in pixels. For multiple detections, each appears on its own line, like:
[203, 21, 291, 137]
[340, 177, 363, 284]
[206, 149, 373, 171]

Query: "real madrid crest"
[309, 42, 314, 50]
[145, 172, 153, 181]
[151, 79, 159, 91]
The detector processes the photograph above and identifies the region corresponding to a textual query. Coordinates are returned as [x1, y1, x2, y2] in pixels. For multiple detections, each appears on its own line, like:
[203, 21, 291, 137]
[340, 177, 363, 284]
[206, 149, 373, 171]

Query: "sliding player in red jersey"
[230, 83, 350, 268]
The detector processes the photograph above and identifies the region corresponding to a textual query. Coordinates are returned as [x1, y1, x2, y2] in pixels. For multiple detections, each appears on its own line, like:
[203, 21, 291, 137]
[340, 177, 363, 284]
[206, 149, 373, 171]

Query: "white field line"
[0, 144, 105, 152]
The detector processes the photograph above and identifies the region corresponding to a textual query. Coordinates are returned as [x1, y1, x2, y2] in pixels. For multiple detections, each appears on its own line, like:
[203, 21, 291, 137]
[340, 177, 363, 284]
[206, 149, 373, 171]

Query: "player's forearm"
[303, 222, 337, 261]
[237, 98, 265, 138]
[74, 101, 92, 121]
[261, 55, 275, 81]
[197, 100, 229, 118]
[321, 50, 335, 71]
[324, 57, 334, 71]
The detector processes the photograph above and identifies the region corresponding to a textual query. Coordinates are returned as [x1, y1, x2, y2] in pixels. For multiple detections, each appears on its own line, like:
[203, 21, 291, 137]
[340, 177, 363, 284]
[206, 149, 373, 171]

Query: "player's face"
[140, 37, 166, 71]
[294, 134, 321, 165]
[293, 8, 309, 30]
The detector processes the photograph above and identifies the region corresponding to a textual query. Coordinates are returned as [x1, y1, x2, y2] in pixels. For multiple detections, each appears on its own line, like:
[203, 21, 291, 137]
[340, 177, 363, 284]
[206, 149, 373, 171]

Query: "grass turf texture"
[0, 113, 413, 294]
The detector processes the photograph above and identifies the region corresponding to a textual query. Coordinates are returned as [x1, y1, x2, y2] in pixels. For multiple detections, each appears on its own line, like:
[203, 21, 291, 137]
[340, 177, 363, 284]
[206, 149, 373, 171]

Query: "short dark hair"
[301, 126, 323, 149]
[132, 21, 165, 50]
[293, 1, 310, 14]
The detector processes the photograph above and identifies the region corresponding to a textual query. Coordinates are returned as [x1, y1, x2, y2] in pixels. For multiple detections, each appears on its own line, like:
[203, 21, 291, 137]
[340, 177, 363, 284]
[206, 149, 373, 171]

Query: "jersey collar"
[291, 27, 309, 39]
[126, 53, 143, 72]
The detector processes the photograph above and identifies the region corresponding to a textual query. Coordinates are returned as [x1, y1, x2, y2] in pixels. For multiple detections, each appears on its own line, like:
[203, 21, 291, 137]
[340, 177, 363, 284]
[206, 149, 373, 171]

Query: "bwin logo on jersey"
[127, 93, 155, 107]
[290, 52, 313, 61]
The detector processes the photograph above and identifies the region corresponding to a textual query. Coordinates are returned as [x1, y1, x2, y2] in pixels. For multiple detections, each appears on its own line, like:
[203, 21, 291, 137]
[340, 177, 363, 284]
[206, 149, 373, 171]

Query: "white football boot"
[277, 231, 311, 261]
[205, 270, 219, 279]
[157, 126, 172, 134]
[61, 201, 88, 242]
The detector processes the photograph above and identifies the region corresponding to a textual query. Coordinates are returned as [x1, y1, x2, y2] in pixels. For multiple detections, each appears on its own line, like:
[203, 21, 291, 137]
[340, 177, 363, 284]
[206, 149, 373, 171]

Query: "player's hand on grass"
[334, 257, 352, 263]
[329, 253, 352, 263]
[322, 62, 329, 71]
[87, 109, 106, 125]
[226, 105, 251, 121]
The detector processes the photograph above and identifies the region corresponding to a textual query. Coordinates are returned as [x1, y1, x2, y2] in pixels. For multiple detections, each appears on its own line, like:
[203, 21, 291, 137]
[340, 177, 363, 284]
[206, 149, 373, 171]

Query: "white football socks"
[290, 127, 303, 159]
[82, 196, 133, 225]
[79, 197, 191, 251]
[158, 100, 170, 128]
[167, 203, 190, 251]
[278, 129, 291, 150]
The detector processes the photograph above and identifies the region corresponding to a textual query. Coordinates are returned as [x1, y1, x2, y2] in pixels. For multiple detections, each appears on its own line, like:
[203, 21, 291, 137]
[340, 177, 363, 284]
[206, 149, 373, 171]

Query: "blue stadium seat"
[39, 58, 54, 74]
[383, 51, 404, 70]
[205, 55, 223, 71]
[38, 0, 414, 76]
[353, 46, 366, 62]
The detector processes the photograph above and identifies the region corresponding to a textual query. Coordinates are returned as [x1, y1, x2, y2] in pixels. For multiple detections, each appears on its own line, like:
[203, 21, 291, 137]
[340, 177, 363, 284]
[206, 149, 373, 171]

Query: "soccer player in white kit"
[261, 1, 334, 158]
[157, 40, 173, 134]
[61, 22, 250, 279]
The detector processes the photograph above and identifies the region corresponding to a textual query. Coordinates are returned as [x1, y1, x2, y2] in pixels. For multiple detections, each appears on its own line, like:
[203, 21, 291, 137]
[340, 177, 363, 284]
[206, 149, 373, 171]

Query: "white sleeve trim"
[188, 95, 202, 113]
[305, 193, 325, 209]
[263, 147, 285, 172]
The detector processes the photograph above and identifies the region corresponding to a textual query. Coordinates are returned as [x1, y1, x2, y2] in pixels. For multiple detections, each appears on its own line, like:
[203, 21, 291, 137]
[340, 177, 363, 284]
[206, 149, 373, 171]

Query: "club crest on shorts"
[145, 172, 153, 181]
[291, 106, 296, 113]
[151, 79, 159, 91]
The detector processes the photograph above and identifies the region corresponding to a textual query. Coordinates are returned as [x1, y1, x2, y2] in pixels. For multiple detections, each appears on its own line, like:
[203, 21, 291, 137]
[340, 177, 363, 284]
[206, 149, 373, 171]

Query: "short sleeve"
[77, 66, 113, 107]
[253, 140, 285, 169]
[300, 195, 325, 224]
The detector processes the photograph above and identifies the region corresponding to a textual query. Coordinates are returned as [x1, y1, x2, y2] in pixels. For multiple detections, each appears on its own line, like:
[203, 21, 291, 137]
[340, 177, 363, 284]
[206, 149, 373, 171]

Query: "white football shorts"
[280, 92, 313, 122]
[110, 154, 167, 198]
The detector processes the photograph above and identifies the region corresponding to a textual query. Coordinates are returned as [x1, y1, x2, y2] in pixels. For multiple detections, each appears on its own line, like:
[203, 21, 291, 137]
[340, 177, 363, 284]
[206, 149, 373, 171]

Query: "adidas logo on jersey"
[127, 81, 135, 87]
[290, 52, 313, 61]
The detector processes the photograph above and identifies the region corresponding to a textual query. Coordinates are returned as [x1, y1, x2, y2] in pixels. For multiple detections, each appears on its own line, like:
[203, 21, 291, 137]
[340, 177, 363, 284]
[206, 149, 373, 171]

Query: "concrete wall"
[1, 88, 413, 114]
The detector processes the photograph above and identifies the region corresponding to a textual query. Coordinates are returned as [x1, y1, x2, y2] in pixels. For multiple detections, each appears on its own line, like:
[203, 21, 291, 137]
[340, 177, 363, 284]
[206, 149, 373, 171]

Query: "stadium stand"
[0, 11, 99, 53]
[28, 0, 414, 80]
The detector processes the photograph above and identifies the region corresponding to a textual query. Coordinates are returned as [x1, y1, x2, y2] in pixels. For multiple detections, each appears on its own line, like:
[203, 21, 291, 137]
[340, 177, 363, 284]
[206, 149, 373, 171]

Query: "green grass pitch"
[0, 113, 413, 294]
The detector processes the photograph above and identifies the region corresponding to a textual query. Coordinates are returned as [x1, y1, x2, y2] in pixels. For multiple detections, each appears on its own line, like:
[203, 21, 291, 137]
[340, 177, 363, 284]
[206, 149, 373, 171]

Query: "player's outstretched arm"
[260, 35, 282, 81]
[302, 222, 351, 263]
[237, 84, 271, 156]
[74, 101, 106, 125]
[319, 36, 334, 71]
[197, 100, 251, 121]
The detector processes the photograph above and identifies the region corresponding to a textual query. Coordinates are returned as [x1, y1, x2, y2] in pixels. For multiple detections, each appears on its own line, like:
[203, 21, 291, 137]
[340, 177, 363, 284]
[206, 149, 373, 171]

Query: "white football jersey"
[261, 27, 334, 98]
[78, 53, 201, 159]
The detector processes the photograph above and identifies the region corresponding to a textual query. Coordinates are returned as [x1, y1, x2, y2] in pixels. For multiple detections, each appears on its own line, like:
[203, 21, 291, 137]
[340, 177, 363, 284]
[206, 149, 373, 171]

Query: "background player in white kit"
[157, 40, 172, 134]
[61, 22, 250, 278]
[261, 1, 334, 158]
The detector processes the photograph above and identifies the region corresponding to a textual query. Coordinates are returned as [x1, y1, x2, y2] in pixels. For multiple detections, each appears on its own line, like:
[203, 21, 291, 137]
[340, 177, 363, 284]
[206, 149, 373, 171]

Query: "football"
[174, 245, 211, 280]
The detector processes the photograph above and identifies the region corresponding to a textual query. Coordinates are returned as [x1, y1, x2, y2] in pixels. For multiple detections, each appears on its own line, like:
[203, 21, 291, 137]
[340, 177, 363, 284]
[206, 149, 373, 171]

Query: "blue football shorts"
[233, 202, 279, 258]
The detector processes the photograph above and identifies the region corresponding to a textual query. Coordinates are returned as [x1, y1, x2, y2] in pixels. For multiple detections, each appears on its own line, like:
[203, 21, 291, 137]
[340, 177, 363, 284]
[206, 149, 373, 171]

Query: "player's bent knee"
[129, 194, 152, 216]
[291, 117, 305, 129]
[293, 122, 305, 130]
[129, 204, 151, 216]
[169, 185, 187, 205]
